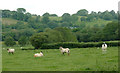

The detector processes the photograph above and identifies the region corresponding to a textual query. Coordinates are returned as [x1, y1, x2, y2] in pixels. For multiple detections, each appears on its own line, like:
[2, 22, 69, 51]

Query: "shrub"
[4, 36, 16, 46]
[41, 41, 119, 49]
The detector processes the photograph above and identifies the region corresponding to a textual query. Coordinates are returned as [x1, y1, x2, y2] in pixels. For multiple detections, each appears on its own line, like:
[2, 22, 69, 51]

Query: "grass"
[2, 46, 118, 71]
[2, 18, 28, 25]
[2, 18, 18, 25]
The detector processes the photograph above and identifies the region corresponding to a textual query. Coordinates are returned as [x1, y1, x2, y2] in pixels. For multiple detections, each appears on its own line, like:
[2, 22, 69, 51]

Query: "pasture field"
[2, 46, 118, 71]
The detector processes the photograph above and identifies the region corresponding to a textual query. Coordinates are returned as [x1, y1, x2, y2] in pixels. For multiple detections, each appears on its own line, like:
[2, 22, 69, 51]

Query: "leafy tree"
[2, 10, 11, 18]
[42, 12, 49, 17]
[62, 13, 71, 22]
[50, 14, 58, 17]
[35, 15, 40, 22]
[18, 36, 28, 46]
[17, 8, 26, 14]
[77, 9, 88, 16]
[4, 36, 16, 46]
[71, 14, 78, 23]
[47, 20, 58, 28]
[11, 11, 18, 19]
[81, 17, 86, 21]
[61, 22, 71, 27]
[86, 14, 95, 21]
[42, 15, 49, 24]
[44, 28, 63, 43]
[30, 32, 48, 49]
[24, 12, 31, 22]
[54, 27, 78, 42]
[102, 21, 118, 40]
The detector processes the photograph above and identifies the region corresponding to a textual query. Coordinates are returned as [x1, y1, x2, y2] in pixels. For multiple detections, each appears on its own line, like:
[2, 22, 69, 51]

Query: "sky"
[0, 0, 120, 16]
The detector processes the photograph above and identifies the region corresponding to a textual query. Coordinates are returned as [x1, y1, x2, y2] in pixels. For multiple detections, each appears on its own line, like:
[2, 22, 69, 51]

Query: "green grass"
[2, 46, 118, 71]
[2, 18, 18, 25]
[2, 18, 27, 25]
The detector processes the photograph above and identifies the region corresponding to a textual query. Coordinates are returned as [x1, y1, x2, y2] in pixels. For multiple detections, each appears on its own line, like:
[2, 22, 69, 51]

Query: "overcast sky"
[0, 0, 120, 16]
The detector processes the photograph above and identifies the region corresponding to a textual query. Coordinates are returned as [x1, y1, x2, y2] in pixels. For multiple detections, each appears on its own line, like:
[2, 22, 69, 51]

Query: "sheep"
[102, 42, 107, 54]
[7, 48, 15, 54]
[59, 46, 70, 56]
[34, 51, 43, 57]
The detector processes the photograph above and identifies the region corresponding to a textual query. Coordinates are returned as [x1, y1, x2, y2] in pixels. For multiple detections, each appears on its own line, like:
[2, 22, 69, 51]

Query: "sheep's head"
[7, 49, 9, 50]
[59, 46, 63, 50]
[40, 51, 43, 53]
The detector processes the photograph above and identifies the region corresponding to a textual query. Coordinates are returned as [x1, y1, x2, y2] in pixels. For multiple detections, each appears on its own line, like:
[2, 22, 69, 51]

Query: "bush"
[30, 33, 48, 49]
[4, 36, 16, 46]
[41, 41, 119, 49]
[18, 36, 28, 46]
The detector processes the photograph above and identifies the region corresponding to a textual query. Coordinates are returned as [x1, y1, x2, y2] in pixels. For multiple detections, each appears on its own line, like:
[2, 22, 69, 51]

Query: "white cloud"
[0, 0, 119, 16]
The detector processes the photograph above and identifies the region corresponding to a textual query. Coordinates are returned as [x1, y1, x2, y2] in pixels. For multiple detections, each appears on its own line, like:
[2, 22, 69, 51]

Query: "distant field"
[2, 18, 27, 25]
[2, 46, 118, 71]
[2, 18, 18, 25]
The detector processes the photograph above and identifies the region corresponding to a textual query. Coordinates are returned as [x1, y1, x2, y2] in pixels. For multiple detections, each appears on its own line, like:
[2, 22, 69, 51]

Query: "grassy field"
[2, 46, 118, 71]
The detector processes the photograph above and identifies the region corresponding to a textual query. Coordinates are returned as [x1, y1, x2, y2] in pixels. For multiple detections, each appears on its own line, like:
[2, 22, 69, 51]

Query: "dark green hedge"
[40, 41, 119, 49]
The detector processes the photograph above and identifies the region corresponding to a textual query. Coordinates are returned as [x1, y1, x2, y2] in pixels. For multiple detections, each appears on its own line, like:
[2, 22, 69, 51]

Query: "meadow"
[2, 46, 118, 71]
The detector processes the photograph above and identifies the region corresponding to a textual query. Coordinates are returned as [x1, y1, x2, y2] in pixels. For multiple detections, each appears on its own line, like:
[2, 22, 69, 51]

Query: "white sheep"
[34, 51, 43, 57]
[7, 48, 15, 54]
[59, 46, 70, 56]
[102, 42, 107, 54]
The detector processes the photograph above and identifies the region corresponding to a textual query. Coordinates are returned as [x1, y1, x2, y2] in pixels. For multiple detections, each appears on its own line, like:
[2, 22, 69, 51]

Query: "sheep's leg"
[12, 52, 14, 54]
[68, 50, 70, 56]
[68, 53, 70, 56]
[63, 52, 65, 56]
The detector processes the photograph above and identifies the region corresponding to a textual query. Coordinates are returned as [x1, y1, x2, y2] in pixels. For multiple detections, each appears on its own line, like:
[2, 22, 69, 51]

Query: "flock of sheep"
[5, 42, 107, 57]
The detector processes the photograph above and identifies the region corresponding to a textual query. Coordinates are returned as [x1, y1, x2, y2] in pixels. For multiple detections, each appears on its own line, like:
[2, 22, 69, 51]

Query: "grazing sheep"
[102, 42, 107, 54]
[34, 51, 43, 57]
[7, 48, 15, 54]
[59, 46, 70, 56]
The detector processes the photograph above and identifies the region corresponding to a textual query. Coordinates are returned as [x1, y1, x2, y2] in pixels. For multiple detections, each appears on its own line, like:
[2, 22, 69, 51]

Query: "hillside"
[1, 9, 118, 42]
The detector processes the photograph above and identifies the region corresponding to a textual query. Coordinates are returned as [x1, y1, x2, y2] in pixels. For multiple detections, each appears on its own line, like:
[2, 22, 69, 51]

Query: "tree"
[50, 14, 58, 17]
[71, 14, 78, 23]
[30, 33, 48, 49]
[2, 10, 11, 18]
[4, 36, 16, 46]
[42, 12, 49, 17]
[42, 15, 49, 24]
[54, 27, 78, 42]
[24, 12, 31, 22]
[44, 28, 63, 43]
[47, 20, 58, 28]
[35, 15, 40, 22]
[102, 21, 118, 40]
[17, 8, 26, 14]
[76, 9, 88, 16]
[18, 36, 28, 46]
[62, 13, 71, 22]
[81, 17, 86, 21]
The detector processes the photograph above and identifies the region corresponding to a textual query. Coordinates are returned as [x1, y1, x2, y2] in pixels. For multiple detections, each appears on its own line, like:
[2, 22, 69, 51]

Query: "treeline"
[2, 8, 119, 48]
[2, 8, 118, 22]
[3, 21, 119, 48]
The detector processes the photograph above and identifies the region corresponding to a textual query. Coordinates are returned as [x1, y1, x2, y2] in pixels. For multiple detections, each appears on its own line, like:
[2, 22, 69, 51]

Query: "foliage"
[77, 9, 88, 16]
[18, 36, 28, 46]
[2, 8, 118, 43]
[41, 41, 119, 49]
[30, 32, 48, 49]
[4, 36, 16, 46]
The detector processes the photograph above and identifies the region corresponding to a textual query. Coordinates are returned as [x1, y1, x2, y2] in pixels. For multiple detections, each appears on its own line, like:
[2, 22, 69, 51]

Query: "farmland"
[2, 46, 118, 71]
